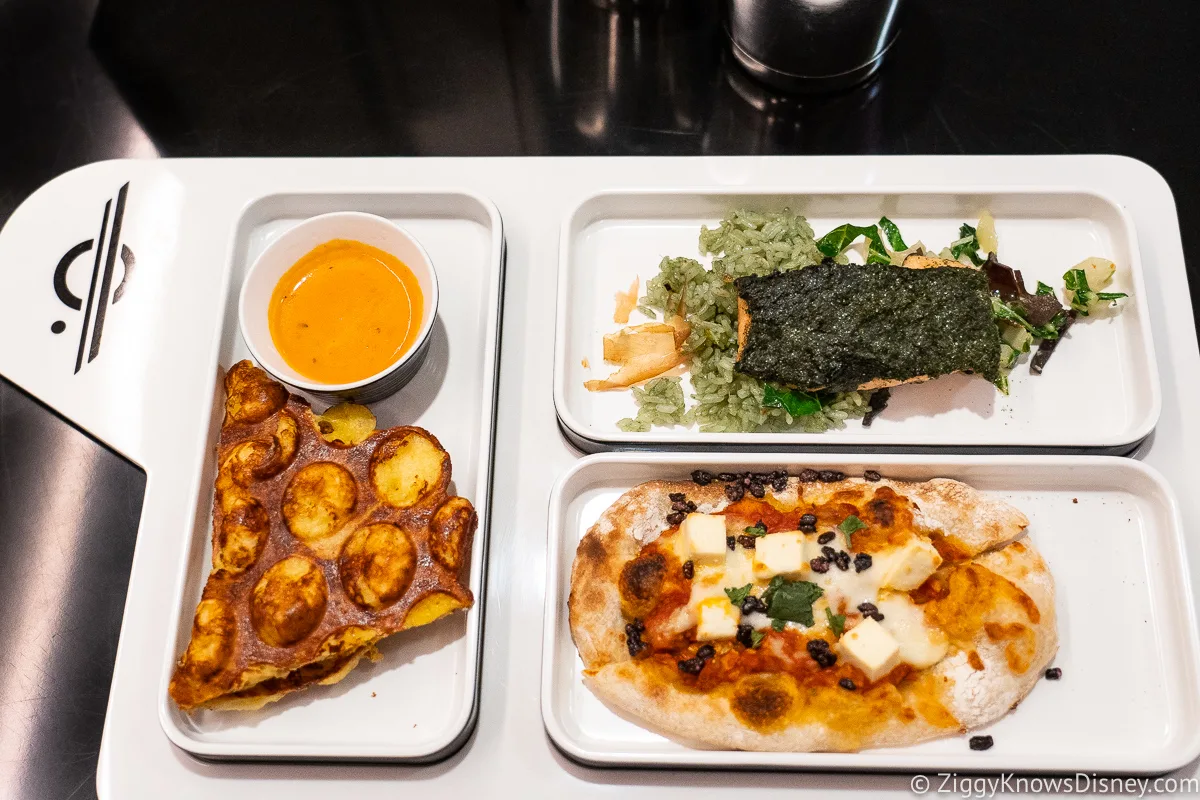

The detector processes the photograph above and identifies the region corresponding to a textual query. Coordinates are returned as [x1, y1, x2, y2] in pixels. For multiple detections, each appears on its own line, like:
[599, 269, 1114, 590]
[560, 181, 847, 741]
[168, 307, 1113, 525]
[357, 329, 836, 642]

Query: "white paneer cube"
[879, 536, 942, 591]
[837, 617, 901, 682]
[696, 597, 741, 641]
[681, 513, 727, 566]
[753, 531, 809, 579]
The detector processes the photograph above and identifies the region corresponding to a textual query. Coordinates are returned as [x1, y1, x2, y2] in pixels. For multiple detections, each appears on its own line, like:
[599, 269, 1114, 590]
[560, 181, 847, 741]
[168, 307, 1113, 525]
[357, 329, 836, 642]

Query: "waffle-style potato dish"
[169, 361, 476, 711]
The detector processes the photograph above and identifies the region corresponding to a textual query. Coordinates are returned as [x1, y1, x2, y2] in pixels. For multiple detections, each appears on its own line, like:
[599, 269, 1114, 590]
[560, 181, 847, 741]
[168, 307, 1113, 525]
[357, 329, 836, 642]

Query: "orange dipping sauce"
[268, 239, 424, 384]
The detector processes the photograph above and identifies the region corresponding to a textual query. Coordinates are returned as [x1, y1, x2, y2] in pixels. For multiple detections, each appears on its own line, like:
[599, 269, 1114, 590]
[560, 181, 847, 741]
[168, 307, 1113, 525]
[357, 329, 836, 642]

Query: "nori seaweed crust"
[734, 261, 1001, 392]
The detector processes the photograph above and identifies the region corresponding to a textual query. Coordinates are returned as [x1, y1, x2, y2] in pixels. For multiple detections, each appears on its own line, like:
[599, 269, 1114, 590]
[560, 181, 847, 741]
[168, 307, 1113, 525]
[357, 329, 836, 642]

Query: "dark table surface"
[0, 1, 1195, 797]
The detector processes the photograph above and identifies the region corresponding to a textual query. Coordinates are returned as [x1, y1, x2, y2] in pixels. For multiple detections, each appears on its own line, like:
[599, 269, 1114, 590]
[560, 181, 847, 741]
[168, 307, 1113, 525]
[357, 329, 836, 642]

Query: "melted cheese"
[743, 611, 772, 631]
[688, 567, 726, 611]
[875, 592, 948, 668]
[812, 559, 887, 613]
[723, 545, 755, 590]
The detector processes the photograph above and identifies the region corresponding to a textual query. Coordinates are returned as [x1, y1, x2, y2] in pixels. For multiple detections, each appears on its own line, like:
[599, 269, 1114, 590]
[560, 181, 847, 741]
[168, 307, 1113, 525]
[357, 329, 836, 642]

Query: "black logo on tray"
[52, 182, 135, 373]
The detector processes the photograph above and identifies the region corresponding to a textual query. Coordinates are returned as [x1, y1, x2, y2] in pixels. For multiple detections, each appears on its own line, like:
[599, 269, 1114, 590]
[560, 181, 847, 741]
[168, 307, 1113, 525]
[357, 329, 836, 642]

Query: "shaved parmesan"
[585, 317, 689, 392]
[665, 314, 690, 349]
[602, 323, 677, 364]
[613, 276, 639, 324]
[583, 352, 681, 391]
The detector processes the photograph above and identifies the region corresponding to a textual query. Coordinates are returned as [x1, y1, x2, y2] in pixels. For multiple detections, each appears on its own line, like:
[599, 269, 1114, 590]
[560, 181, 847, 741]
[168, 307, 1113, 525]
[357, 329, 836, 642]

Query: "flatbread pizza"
[568, 469, 1056, 752]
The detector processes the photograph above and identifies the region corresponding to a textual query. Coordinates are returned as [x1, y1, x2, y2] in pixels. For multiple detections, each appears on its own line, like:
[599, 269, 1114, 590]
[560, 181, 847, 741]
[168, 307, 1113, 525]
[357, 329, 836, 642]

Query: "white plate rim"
[540, 451, 1200, 774]
[551, 185, 1162, 451]
[155, 187, 505, 760]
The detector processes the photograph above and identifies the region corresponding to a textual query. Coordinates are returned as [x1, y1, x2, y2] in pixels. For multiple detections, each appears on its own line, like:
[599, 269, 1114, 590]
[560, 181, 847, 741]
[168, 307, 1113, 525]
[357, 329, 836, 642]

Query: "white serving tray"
[554, 190, 1160, 454]
[156, 190, 505, 761]
[543, 452, 1200, 774]
[1, 155, 1196, 799]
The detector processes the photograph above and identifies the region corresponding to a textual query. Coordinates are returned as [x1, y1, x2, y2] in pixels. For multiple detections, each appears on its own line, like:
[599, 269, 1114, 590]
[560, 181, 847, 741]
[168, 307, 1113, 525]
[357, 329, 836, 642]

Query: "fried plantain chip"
[315, 402, 377, 446]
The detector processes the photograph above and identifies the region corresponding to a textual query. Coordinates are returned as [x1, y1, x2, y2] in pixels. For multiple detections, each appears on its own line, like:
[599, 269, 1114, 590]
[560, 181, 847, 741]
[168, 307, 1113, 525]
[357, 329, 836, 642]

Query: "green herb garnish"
[991, 296, 1062, 340]
[825, 607, 846, 638]
[878, 217, 908, 251]
[762, 577, 824, 627]
[750, 629, 766, 648]
[1035, 281, 1056, 296]
[744, 520, 768, 537]
[838, 515, 867, 549]
[724, 584, 753, 606]
[761, 384, 822, 417]
[950, 223, 984, 266]
[761, 575, 784, 606]
[1063, 268, 1127, 316]
[771, 618, 786, 632]
[816, 224, 890, 264]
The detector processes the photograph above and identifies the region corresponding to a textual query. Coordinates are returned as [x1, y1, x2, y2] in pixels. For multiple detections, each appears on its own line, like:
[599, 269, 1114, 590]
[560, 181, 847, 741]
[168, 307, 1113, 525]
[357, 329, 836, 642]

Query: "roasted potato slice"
[316, 402, 377, 446]
[175, 598, 237, 682]
[404, 592, 466, 629]
[282, 462, 358, 543]
[430, 496, 477, 573]
[225, 361, 287, 424]
[251, 556, 329, 648]
[339, 523, 417, 610]
[370, 429, 449, 509]
[215, 495, 270, 573]
[253, 411, 299, 478]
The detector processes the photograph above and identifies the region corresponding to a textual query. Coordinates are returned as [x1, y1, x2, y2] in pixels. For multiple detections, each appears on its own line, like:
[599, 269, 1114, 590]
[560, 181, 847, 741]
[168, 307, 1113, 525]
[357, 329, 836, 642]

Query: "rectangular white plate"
[158, 190, 504, 761]
[554, 190, 1160, 453]
[542, 452, 1200, 774]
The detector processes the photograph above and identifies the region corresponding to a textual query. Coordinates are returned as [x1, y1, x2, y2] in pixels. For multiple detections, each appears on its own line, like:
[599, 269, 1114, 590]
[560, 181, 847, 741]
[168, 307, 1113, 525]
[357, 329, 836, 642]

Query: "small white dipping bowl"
[238, 211, 439, 405]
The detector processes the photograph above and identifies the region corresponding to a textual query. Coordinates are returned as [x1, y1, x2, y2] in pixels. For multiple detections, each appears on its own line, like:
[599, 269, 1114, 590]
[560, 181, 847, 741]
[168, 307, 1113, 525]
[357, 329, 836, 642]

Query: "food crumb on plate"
[582, 357, 589, 369]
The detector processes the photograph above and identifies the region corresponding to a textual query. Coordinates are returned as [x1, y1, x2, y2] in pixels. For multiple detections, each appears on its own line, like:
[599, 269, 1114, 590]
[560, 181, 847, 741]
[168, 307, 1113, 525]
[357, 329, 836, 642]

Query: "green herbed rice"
[616, 377, 687, 433]
[617, 209, 871, 434]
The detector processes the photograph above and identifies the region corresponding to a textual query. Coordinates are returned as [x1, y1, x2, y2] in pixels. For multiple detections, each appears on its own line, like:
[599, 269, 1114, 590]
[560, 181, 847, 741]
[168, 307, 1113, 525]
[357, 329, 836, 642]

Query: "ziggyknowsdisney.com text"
[910, 773, 1199, 797]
